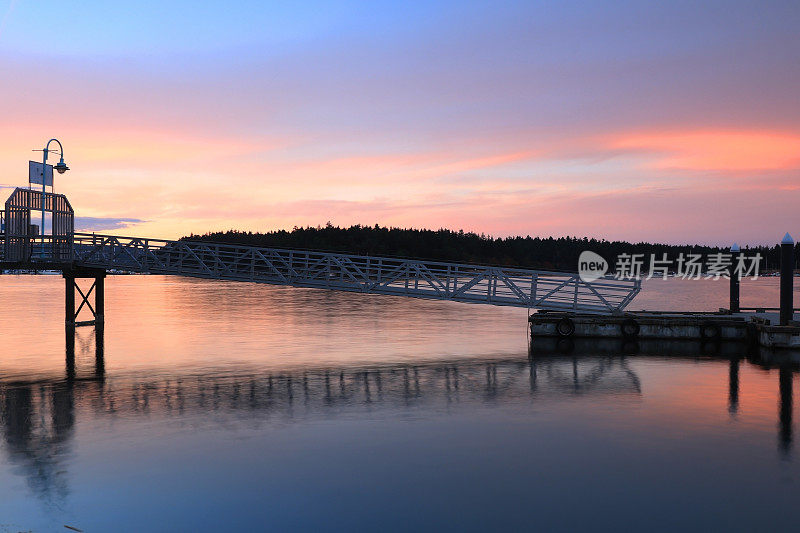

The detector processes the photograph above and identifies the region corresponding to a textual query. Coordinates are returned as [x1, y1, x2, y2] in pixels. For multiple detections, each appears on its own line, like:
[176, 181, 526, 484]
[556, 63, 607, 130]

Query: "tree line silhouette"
[183, 224, 797, 273]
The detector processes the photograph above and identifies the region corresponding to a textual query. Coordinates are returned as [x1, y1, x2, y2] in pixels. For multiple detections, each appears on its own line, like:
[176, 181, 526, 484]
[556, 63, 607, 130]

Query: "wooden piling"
[730, 243, 740, 313]
[780, 233, 794, 326]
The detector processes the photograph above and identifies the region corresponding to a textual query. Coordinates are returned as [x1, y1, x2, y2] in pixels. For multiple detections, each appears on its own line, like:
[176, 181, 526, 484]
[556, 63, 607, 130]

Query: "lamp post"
[36, 138, 69, 258]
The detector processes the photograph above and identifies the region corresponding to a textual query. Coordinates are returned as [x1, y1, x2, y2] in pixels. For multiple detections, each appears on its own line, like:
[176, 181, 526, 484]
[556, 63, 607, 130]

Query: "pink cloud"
[610, 130, 800, 172]
[1, 49, 797, 247]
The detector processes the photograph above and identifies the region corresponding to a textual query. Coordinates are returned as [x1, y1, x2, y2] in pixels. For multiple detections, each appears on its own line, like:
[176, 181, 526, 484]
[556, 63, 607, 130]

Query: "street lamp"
[36, 138, 69, 258]
[54, 159, 70, 174]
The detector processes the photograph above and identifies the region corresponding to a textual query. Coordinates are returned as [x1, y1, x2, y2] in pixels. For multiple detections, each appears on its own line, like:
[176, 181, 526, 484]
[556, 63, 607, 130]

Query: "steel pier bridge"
[0, 187, 641, 327]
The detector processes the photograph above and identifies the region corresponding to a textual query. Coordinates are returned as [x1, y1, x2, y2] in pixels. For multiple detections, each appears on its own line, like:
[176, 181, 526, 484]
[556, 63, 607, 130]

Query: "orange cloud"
[2, 116, 798, 245]
[611, 130, 800, 171]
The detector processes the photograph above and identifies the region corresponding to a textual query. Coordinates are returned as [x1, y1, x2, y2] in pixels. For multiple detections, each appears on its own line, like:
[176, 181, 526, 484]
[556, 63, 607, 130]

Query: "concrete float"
[529, 310, 800, 352]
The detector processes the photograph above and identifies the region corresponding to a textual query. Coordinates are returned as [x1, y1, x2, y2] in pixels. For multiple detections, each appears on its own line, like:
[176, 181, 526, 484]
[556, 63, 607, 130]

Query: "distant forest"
[183, 224, 797, 273]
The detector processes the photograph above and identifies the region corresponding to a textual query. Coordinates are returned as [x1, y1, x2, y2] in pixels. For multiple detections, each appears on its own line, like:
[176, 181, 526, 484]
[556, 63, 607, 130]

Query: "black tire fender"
[556, 317, 576, 337]
[700, 323, 721, 340]
[621, 318, 640, 338]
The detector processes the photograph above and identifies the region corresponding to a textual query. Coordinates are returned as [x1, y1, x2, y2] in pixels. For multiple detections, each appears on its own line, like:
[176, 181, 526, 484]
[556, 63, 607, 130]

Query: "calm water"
[0, 275, 798, 532]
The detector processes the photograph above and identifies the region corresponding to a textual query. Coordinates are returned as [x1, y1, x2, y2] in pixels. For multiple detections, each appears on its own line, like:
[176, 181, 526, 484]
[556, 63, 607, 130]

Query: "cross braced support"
[64, 268, 106, 328]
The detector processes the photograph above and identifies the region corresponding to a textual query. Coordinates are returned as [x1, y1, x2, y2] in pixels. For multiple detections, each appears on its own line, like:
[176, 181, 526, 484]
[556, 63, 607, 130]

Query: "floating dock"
[529, 309, 800, 351]
[530, 232, 799, 354]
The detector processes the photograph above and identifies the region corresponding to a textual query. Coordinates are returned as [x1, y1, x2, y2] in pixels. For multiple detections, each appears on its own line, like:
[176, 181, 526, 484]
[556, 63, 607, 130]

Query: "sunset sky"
[0, 0, 798, 245]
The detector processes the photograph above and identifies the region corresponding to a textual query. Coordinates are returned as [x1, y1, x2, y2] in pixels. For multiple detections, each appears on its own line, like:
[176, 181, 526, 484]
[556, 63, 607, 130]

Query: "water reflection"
[1, 380, 76, 509]
[1, 328, 797, 517]
[2, 355, 642, 428]
[532, 336, 798, 458]
[0, 354, 643, 511]
[0, 325, 103, 512]
[779, 366, 793, 457]
[65, 325, 104, 381]
[729, 359, 739, 415]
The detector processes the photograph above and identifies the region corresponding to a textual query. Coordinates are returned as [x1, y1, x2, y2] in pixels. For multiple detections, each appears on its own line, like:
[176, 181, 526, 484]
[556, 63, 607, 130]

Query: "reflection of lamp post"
[35, 139, 69, 258]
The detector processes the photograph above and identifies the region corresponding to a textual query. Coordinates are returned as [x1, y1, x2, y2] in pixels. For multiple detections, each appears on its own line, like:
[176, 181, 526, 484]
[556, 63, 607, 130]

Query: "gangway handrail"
[77, 232, 590, 277]
[69, 232, 641, 313]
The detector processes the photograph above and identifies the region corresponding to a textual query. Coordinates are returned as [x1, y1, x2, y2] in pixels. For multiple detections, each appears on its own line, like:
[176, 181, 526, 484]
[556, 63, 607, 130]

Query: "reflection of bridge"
[0, 334, 646, 509]
[1, 330, 796, 511]
[1, 354, 645, 428]
[1, 188, 640, 327]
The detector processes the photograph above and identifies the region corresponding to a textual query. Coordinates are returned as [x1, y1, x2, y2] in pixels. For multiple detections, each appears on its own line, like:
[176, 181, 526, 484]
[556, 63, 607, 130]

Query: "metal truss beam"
[70, 233, 640, 313]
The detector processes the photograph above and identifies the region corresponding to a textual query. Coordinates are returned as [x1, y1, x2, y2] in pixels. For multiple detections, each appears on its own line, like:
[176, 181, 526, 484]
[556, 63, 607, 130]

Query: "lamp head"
[54, 158, 69, 174]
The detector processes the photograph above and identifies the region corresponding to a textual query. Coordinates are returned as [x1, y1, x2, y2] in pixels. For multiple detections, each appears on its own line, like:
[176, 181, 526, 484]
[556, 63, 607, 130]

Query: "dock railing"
[1, 234, 74, 264]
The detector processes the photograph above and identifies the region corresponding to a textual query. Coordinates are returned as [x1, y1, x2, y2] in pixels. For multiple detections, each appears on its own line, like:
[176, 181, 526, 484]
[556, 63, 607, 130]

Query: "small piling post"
[729, 243, 740, 313]
[65, 323, 76, 380]
[95, 273, 105, 326]
[65, 272, 76, 326]
[779, 233, 794, 326]
[95, 324, 105, 378]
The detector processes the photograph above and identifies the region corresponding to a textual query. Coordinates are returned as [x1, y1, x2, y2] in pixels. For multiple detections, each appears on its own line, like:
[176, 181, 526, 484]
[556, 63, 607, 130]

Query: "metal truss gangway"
[67, 233, 640, 313]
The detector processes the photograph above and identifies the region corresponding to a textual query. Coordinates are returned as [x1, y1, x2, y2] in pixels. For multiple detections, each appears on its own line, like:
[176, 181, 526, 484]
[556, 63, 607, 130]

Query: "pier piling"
[730, 243, 740, 313]
[780, 233, 794, 326]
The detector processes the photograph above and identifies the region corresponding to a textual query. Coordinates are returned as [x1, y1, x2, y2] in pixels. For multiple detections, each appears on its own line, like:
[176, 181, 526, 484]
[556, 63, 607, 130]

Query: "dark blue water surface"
[0, 276, 797, 531]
